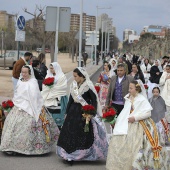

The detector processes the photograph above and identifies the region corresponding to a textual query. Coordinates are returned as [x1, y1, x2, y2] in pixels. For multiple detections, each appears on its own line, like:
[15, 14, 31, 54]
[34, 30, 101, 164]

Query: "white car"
[0, 51, 26, 69]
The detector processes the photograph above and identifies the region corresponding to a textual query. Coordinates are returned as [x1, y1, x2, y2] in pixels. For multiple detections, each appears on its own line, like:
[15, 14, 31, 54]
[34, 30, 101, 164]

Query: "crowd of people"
[0, 51, 170, 169]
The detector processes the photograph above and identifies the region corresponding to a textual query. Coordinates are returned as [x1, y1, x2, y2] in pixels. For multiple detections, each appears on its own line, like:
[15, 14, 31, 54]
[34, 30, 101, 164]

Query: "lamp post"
[78, 0, 83, 67]
[107, 22, 112, 54]
[105, 21, 107, 56]
[101, 20, 104, 61]
[95, 6, 111, 65]
[1, 29, 3, 56]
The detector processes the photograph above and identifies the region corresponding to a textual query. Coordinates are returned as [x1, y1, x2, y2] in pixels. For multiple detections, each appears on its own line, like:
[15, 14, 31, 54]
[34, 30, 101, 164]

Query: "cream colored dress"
[106, 94, 170, 170]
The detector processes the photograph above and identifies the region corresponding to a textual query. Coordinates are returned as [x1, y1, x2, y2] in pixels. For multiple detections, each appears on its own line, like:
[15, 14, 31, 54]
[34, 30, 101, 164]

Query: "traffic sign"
[45, 7, 71, 32]
[86, 32, 98, 45]
[17, 16, 25, 30]
[75, 30, 86, 40]
[15, 30, 25, 42]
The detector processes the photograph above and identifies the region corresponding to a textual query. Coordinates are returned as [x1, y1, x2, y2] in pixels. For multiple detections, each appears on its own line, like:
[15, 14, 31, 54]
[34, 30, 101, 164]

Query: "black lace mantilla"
[57, 89, 97, 153]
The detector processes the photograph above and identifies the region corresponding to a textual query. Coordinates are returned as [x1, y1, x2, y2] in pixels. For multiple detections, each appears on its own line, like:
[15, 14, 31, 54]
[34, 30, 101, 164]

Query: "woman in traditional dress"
[97, 62, 111, 107]
[0, 65, 59, 155]
[0, 106, 5, 144]
[149, 87, 170, 145]
[109, 58, 117, 77]
[57, 67, 108, 163]
[140, 58, 151, 83]
[41, 62, 68, 129]
[129, 63, 145, 83]
[106, 80, 169, 170]
[147, 60, 163, 99]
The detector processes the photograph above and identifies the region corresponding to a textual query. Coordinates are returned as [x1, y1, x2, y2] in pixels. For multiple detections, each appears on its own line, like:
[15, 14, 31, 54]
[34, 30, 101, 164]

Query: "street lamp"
[107, 21, 112, 54]
[103, 19, 112, 56]
[78, 0, 83, 67]
[95, 6, 111, 65]
[1, 29, 4, 56]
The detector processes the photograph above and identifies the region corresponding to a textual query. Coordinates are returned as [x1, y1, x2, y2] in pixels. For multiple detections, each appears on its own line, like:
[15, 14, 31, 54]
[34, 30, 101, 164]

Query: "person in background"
[140, 58, 151, 83]
[149, 87, 169, 144]
[161, 56, 169, 71]
[109, 58, 117, 76]
[96, 50, 100, 65]
[129, 63, 145, 84]
[117, 56, 129, 75]
[105, 64, 134, 115]
[82, 51, 88, 67]
[97, 61, 111, 107]
[160, 65, 170, 123]
[37, 53, 48, 78]
[147, 59, 163, 99]
[149, 60, 163, 84]
[32, 59, 44, 91]
[132, 54, 139, 64]
[12, 52, 32, 91]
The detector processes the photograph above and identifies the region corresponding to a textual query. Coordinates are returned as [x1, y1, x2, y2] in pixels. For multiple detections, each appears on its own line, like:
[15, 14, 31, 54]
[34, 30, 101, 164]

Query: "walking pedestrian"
[12, 52, 32, 91]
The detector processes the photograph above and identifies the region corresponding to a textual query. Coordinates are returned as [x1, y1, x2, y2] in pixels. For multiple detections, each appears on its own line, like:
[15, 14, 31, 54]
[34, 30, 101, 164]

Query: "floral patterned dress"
[0, 106, 59, 155]
[106, 102, 170, 170]
[98, 71, 110, 107]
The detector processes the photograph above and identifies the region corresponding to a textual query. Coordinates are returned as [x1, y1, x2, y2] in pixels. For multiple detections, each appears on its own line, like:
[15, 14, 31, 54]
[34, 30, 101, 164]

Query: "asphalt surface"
[90, 66, 103, 83]
[0, 67, 106, 170]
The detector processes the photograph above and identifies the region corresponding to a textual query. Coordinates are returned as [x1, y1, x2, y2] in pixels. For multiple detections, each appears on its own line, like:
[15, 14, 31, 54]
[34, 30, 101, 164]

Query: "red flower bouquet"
[102, 107, 117, 126]
[144, 84, 148, 90]
[82, 105, 96, 132]
[43, 77, 54, 88]
[95, 86, 100, 93]
[2, 100, 14, 113]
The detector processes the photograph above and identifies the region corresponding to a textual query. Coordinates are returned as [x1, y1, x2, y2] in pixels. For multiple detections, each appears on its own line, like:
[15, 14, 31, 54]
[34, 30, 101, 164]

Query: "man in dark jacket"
[82, 52, 88, 67]
[32, 60, 44, 91]
[132, 54, 139, 64]
[12, 52, 32, 91]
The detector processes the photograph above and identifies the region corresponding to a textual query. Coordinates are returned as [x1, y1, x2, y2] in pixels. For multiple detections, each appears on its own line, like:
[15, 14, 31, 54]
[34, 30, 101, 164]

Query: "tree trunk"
[42, 32, 46, 53]
[69, 46, 71, 58]
[50, 43, 55, 62]
[71, 44, 74, 63]
[76, 40, 78, 61]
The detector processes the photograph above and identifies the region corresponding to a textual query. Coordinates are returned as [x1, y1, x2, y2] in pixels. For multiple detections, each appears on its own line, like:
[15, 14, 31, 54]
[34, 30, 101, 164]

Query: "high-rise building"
[0, 11, 15, 31]
[97, 13, 116, 36]
[123, 29, 136, 41]
[70, 13, 96, 32]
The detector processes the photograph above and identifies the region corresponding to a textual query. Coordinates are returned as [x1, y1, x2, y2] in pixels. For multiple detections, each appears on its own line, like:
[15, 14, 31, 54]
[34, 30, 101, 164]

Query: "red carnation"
[2, 101, 7, 109]
[43, 77, 54, 87]
[82, 104, 96, 116]
[82, 104, 96, 132]
[144, 84, 148, 90]
[1, 100, 14, 113]
[102, 107, 117, 126]
[95, 86, 100, 93]
[7, 100, 14, 108]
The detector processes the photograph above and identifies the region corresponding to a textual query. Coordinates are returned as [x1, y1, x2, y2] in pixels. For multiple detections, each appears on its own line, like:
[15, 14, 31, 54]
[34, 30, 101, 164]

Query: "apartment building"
[70, 13, 96, 32]
[0, 10, 15, 31]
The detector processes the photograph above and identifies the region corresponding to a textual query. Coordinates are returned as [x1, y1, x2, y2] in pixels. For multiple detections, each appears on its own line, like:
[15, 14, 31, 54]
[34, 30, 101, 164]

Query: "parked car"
[45, 48, 50, 53]
[0, 51, 26, 70]
[36, 48, 42, 52]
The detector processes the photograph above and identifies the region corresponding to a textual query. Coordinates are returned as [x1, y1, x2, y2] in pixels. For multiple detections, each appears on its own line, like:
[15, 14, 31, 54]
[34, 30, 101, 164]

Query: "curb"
[89, 64, 103, 79]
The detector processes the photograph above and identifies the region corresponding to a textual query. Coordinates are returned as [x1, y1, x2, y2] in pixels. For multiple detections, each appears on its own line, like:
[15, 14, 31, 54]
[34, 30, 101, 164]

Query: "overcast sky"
[1, 0, 170, 41]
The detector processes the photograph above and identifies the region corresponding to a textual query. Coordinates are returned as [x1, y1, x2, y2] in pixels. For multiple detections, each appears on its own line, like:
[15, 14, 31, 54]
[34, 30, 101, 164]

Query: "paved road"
[0, 67, 106, 170]
[90, 66, 103, 83]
